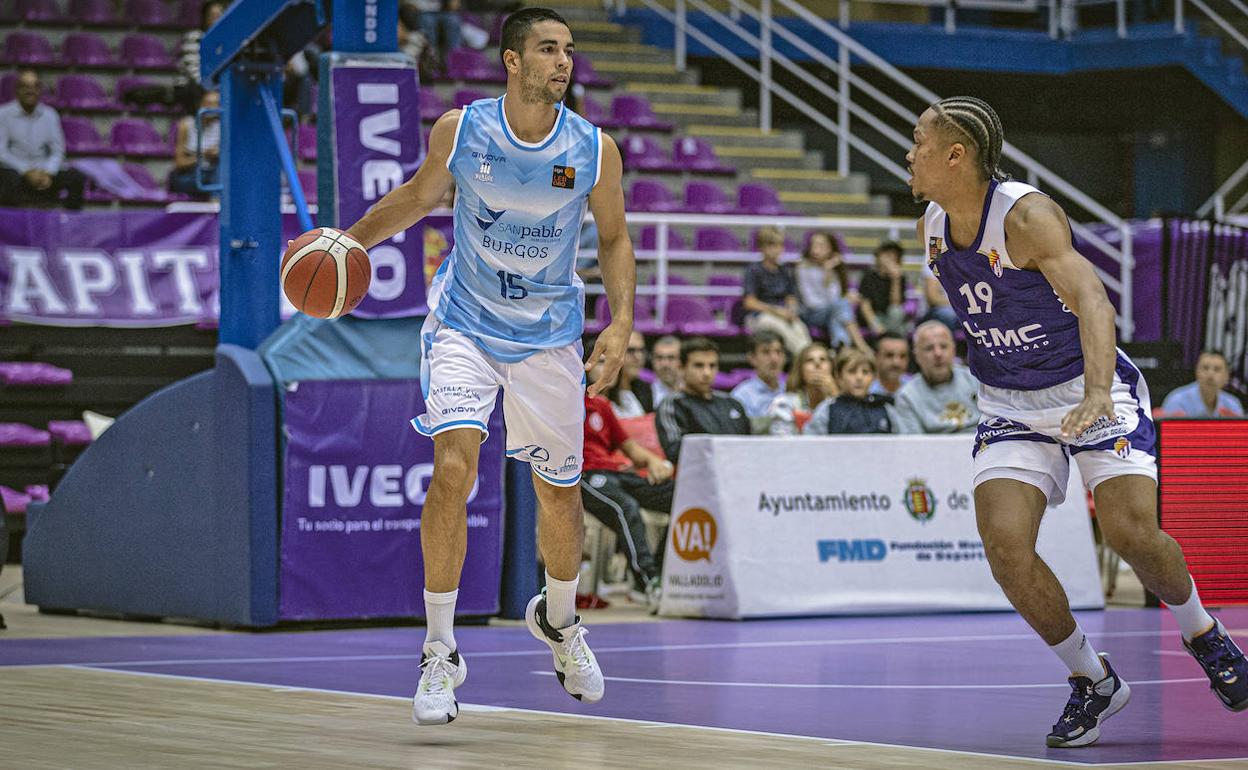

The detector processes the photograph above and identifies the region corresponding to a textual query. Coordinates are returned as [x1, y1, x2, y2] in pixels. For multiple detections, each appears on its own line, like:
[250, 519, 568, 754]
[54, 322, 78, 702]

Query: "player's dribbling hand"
[585, 320, 630, 397]
[1060, 391, 1115, 439]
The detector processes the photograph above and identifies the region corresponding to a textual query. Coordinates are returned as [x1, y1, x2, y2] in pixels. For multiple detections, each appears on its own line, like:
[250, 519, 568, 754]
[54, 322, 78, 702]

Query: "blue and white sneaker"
[1046, 653, 1132, 748]
[1184, 619, 1248, 712]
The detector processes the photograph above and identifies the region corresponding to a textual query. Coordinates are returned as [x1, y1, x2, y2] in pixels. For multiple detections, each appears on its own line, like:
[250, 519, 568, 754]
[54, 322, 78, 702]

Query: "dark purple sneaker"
[1184, 619, 1248, 712]
[1046, 653, 1132, 748]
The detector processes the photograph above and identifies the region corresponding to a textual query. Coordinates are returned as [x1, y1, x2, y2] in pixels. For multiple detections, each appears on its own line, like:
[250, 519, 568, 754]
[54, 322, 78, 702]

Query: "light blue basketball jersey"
[430, 95, 601, 362]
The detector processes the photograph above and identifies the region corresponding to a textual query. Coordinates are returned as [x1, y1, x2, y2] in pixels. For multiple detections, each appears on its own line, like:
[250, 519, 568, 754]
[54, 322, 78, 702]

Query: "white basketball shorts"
[412, 316, 586, 487]
[971, 350, 1157, 506]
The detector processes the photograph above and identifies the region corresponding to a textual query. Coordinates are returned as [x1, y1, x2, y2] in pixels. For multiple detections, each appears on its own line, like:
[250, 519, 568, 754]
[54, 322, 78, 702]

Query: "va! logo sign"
[672, 507, 716, 562]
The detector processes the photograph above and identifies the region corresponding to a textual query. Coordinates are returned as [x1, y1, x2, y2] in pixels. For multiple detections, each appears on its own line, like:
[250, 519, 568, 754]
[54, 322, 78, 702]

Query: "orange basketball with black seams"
[280, 227, 371, 319]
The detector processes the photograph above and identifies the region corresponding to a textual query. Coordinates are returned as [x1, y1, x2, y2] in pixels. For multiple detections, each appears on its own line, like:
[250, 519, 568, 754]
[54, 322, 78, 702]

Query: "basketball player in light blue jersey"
[909, 97, 1247, 747]
[347, 8, 635, 725]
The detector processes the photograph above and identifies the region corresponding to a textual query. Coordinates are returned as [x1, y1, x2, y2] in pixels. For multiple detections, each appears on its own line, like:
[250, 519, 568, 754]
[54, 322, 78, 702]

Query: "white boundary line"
[528, 671, 1212, 690]
[17, 665, 1245, 768]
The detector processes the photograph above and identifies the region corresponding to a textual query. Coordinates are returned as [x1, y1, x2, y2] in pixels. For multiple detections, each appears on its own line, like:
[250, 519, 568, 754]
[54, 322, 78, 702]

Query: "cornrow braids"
[932, 96, 1011, 182]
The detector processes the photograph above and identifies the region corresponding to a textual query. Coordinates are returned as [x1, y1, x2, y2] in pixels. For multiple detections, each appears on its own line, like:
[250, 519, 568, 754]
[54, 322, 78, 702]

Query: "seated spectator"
[742, 226, 812, 356]
[893, 321, 980, 433]
[169, 90, 221, 197]
[583, 361, 674, 610]
[804, 348, 897, 435]
[0, 69, 85, 211]
[797, 231, 869, 353]
[765, 342, 837, 436]
[607, 330, 656, 418]
[858, 240, 911, 336]
[649, 335, 682, 406]
[1160, 350, 1245, 417]
[405, 0, 463, 73]
[123, 1, 225, 113]
[869, 331, 911, 396]
[656, 337, 750, 463]
[730, 330, 787, 421]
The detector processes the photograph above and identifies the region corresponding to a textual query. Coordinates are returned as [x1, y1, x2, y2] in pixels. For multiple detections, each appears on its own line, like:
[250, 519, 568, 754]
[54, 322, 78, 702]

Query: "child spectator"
[742, 226, 812, 356]
[804, 348, 897, 435]
[797, 231, 869, 352]
[858, 240, 910, 336]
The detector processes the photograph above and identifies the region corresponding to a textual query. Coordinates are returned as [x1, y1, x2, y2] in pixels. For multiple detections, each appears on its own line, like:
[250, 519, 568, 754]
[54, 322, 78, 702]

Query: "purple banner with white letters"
[329, 60, 428, 318]
[0, 207, 453, 327]
[279, 379, 505, 620]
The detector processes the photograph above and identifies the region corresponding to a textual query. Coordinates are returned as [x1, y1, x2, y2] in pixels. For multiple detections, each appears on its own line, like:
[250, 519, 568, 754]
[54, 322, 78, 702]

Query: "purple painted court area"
[4, 608, 1248, 765]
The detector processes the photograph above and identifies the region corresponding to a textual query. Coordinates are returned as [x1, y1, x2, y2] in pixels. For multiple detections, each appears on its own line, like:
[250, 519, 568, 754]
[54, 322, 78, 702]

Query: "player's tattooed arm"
[346, 109, 461, 250]
[1006, 194, 1118, 437]
[584, 133, 636, 396]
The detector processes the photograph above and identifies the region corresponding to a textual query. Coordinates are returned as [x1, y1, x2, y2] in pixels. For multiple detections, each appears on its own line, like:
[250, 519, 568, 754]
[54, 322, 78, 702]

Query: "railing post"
[1215, 194, 1226, 221]
[944, 0, 956, 34]
[760, 0, 772, 132]
[1175, 0, 1185, 33]
[1049, 0, 1060, 38]
[675, 0, 687, 71]
[1120, 224, 1134, 342]
[656, 221, 670, 324]
[837, 1, 850, 176]
[1117, 0, 1127, 37]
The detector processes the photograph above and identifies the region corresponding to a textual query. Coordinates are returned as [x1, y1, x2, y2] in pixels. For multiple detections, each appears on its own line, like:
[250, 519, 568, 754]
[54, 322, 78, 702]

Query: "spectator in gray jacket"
[893, 321, 980, 434]
[0, 69, 84, 210]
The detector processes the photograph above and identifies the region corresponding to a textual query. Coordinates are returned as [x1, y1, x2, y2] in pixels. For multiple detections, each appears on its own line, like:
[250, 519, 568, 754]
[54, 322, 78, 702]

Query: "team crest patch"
[551, 165, 576, 189]
[927, 237, 943, 276]
[903, 478, 936, 523]
[1114, 437, 1131, 458]
[986, 249, 1004, 278]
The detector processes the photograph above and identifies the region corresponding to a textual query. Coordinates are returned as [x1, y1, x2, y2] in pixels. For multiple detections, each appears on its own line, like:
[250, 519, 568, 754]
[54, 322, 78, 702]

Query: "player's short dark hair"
[874, 331, 908, 352]
[499, 8, 571, 65]
[681, 337, 719, 365]
[747, 330, 784, 355]
[931, 96, 1010, 183]
[874, 240, 903, 259]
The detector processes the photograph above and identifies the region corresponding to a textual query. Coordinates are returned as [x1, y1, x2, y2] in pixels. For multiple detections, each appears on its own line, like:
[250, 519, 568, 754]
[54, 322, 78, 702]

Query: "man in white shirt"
[0, 69, 84, 210]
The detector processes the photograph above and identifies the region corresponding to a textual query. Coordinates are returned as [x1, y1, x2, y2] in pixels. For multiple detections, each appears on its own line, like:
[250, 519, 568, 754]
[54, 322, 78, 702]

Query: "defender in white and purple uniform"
[923, 179, 1156, 505]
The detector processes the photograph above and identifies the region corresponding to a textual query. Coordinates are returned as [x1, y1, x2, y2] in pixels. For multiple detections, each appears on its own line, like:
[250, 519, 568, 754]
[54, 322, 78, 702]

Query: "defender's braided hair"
[932, 96, 1011, 182]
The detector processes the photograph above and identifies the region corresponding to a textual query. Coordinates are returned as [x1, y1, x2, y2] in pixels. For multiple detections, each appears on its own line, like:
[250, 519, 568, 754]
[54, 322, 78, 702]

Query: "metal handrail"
[647, 0, 1136, 337]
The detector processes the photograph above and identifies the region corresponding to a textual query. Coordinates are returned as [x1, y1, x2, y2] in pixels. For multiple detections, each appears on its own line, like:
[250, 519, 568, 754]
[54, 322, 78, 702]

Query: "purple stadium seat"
[121, 33, 176, 69]
[577, 94, 615, 128]
[737, 183, 788, 216]
[667, 295, 736, 337]
[63, 33, 116, 69]
[451, 88, 490, 108]
[637, 225, 685, 252]
[16, 0, 62, 23]
[0, 486, 31, 516]
[628, 180, 679, 213]
[3, 31, 57, 65]
[446, 48, 505, 83]
[682, 181, 733, 214]
[695, 228, 741, 252]
[25, 484, 50, 502]
[620, 134, 676, 173]
[610, 94, 674, 132]
[586, 294, 659, 336]
[571, 54, 613, 88]
[71, 0, 121, 25]
[648, 272, 690, 286]
[707, 272, 743, 316]
[0, 422, 52, 446]
[115, 76, 171, 113]
[672, 136, 734, 175]
[175, 0, 202, 27]
[126, 0, 176, 27]
[420, 89, 446, 121]
[111, 118, 167, 156]
[56, 74, 116, 111]
[297, 168, 317, 203]
[60, 116, 110, 154]
[713, 367, 756, 391]
[47, 420, 92, 446]
[122, 163, 175, 201]
[0, 361, 73, 386]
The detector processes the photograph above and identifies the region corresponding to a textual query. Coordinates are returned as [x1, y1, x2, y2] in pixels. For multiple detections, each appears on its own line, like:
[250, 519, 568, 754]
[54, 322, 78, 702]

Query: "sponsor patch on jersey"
[927, 237, 943, 276]
[987, 248, 1004, 278]
[1114, 437, 1131, 458]
[551, 165, 576, 189]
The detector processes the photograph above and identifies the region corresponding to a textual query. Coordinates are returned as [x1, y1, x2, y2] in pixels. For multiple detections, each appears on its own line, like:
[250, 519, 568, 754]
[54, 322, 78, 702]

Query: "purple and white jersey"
[923, 180, 1083, 391]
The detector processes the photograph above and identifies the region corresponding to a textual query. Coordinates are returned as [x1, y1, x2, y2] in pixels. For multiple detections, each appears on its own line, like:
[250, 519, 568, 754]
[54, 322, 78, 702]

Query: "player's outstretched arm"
[584, 133, 636, 396]
[346, 110, 461, 250]
[1006, 194, 1118, 438]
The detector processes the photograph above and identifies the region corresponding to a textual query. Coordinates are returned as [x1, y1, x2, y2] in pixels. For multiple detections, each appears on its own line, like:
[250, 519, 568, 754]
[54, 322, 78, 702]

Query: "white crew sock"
[544, 571, 578, 629]
[1169, 578, 1216, 641]
[1050, 625, 1106, 680]
[423, 588, 458, 652]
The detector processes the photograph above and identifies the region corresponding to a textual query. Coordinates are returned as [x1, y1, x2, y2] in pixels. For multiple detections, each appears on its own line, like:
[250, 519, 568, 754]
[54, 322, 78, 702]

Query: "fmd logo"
[818, 539, 887, 563]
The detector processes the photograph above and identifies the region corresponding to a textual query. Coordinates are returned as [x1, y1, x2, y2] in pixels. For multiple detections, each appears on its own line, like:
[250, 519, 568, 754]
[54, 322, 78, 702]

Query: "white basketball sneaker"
[412, 641, 467, 725]
[525, 592, 605, 703]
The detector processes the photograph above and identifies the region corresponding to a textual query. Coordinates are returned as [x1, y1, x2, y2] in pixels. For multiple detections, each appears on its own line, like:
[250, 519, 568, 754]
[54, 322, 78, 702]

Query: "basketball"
[280, 227, 371, 319]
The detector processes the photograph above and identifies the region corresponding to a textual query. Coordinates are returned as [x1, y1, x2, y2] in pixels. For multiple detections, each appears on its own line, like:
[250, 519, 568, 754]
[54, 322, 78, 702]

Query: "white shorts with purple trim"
[412, 316, 586, 487]
[971, 350, 1157, 506]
